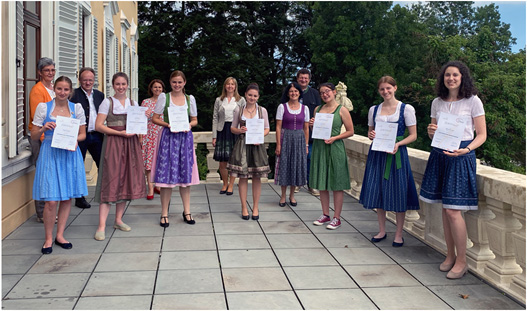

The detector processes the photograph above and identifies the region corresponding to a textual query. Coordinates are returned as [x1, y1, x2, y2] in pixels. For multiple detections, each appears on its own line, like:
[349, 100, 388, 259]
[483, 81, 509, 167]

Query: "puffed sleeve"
[471, 95, 485, 118]
[304, 105, 310, 122]
[189, 95, 198, 117]
[98, 98, 111, 115]
[430, 98, 440, 119]
[276, 104, 285, 120]
[154, 93, 166, 115]
[367, 106, 376, 127]
[403, 104, 417, 126]
[31, 102, 48, 127]
[74, 103, 87, 125]
[261, 107, 270, 129]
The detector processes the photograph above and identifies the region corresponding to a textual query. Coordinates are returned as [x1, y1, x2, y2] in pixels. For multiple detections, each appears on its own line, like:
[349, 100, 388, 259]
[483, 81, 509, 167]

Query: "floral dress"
[141, 98, 162, 171]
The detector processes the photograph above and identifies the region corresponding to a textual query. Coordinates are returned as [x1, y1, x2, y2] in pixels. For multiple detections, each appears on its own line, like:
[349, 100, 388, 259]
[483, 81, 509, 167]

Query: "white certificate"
[126, 106, 148, 134]
[431, 112, 469, 151]
[51, 116, 80, 151]
[245, 118, 265, 145]
[168, 106, 190, 132]
[312, 113, 334, 140]
[371, 121, 398, 153]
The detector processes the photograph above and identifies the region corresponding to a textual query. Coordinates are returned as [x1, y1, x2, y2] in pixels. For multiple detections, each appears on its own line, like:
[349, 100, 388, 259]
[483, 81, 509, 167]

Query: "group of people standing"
[29, 60, 485, 280]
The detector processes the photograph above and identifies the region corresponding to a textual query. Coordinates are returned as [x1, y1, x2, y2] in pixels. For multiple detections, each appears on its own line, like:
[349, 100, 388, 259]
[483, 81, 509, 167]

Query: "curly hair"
[280, 82, 304, 103]
[436, 61, 477, 100]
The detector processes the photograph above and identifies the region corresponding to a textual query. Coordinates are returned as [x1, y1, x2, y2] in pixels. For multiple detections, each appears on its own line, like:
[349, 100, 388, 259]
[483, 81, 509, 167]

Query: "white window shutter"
[92, 16, 99, 89]
[56, 1, 78, 84]
[16, 2, 25, 150]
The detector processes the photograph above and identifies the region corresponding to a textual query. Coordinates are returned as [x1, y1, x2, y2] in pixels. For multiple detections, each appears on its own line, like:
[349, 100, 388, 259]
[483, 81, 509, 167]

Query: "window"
[23, 1, 41, 138]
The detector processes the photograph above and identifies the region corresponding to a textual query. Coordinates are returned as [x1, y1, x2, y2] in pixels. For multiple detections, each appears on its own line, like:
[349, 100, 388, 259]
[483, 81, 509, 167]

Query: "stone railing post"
[205, 142, 220, 182]
[483, 197, 522, 286]
[465, 193, 495, 271]
[84, 153, 98, 186]
[510, 205, 526, 302]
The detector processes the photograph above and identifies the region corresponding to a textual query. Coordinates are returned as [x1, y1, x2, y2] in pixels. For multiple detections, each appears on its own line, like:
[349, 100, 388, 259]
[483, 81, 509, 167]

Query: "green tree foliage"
[138, 1, 525, 173]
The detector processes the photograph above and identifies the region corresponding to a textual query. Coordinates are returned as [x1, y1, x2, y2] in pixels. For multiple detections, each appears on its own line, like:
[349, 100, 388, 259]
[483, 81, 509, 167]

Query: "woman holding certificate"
[151, 70, 199, 227]
[32, 76, 88, 254]
[212, 77, 246, 195]
[420, 61, 486, 279]
[274, 82, 309, 207]
[227, 83, 271, 220]
[141, 79, 165, 200]
[310, 83, 354, 230]
[359, 76, 419, 247]
[94, 72, 146, 241]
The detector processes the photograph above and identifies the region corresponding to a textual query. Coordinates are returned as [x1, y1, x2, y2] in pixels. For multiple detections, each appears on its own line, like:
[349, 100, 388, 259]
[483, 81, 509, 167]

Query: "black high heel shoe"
[160, 216, 170, 228]
[182, 212, 196, 225]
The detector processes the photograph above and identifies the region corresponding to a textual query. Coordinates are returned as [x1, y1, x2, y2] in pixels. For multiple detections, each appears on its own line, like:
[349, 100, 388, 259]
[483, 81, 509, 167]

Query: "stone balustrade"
[84, 131, 525, 303]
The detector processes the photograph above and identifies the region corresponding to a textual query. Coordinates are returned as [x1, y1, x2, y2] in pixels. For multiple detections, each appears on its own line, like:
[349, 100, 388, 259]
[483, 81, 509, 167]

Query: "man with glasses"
[71, 67, 105, 209]
[297, 68, 321, 196]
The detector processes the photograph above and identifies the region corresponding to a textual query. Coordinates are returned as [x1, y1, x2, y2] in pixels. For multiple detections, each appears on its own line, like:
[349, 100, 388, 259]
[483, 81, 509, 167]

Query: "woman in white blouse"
[93, 72, 146, 241]
[212, 77, 246, 195]
[420, 61, 487, 279]
[31, 76, 88, 254]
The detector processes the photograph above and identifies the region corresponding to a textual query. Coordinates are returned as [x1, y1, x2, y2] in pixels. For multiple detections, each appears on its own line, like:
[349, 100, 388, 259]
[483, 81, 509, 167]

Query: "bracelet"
[466, 147, 471, 151]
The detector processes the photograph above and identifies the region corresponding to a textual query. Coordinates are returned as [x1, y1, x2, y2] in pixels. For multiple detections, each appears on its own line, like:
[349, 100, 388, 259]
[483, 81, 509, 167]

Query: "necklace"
[246, 106, 256, 114]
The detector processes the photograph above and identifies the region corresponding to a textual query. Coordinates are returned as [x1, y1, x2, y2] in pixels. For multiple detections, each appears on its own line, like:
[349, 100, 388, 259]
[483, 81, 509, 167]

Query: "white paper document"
[431, 112, 469, 151]
[126, 106, 148, 134]
[245, 118, 265, 145]
[371, 121, 398, 153]
[51, 116, 80, 151]
[168, 106, 190, 132]
[312, 113, 334, 140]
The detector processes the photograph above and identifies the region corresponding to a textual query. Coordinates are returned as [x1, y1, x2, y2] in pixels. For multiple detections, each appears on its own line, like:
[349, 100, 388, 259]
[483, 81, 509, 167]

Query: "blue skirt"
[359, 145, 419, 212]
[33, 138, 88, 201]
[274, 128, 307, 186]
[419, 140, 478, 210]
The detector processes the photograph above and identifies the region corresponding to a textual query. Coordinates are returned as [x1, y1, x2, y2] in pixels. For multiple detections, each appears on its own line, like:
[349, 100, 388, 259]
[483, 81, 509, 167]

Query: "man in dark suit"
[71, 67, 105, 209]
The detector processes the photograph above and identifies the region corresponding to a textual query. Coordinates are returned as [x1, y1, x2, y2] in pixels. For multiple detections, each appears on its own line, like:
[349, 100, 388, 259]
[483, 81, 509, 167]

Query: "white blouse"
[276, 103, 310, 122]
[368, 102, 416, 127]
[32, 101, 86, 127]
[98, 97, 138, 115]
[222, 97, 238, 122]
[431, 95, 485, 140]
[154, 93, 198, 117]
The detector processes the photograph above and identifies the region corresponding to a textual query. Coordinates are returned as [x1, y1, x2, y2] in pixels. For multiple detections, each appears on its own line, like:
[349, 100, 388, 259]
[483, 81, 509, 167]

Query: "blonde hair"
[220, 77, 241, 101]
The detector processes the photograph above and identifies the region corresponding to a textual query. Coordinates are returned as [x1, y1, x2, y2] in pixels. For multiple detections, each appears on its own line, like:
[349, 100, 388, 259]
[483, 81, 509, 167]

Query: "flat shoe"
[439, 261, 456, 272]
[219, 190, 227, 194]
[289, 200, 297, 206]
[94, 231, 105, 241]
[226, 191, 233, 195]
[446, 266, 468, 279]
[371, 233, 387, 243]
[392, 238, 404, 247]
[41, 245, 52, 254]
[252, 214, 259, 220]
[113, 222, 131, 232]
[55, 239, 73, 249]
[241, 215, 250, 220]
[278, 202, 286, 207]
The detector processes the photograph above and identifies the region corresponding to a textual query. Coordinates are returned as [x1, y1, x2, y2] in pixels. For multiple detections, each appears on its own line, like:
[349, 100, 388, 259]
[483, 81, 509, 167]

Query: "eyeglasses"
[320, 89, 333, 96]
[41, 69, 56, 73]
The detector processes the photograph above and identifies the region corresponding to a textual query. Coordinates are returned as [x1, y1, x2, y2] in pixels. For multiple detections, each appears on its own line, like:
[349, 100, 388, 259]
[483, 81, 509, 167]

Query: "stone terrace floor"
[2, 183, 525, 310]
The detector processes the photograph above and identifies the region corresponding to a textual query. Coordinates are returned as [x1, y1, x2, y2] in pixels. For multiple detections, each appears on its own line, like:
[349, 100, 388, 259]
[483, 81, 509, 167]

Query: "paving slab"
[401, 263, 484, 286]
[75, 295, 152, 310]
[2, 297, 77, 310]
[222, 267, 291, 292]
[2, 274, 23, 297]
[28, 253, 100, 274]
[259, 221, 311, 234]
[315, 232, 374, 248]
[213, 221, 262, 235]
[343, 264, 421, 288]
[6, 273, 90, 299]
[219, 249, 280, 268]
[283, 266, 358, 290]
[2, 254, 41, 274]
[95, 252, 159, 272]
[363, 286, 452, 309]
[296, 288, 377, 310]
[152, 293, 227, 310]
[428, 284, 525, 310]
[226, 291, 302, 310]
[104, 236, 163, 253]
[163, 222, 214, 236]
[163, 235, 217, 251]
[274, 248, 340, 267]
[159, 250, 220, 270]
[154, 268, 223, 294]
[266, 233, 324, 249]
[82, 271, 156, 296]
[3, 239, 45, 255]
[328, 247, 395, 265]
[216, 234, 270, 250]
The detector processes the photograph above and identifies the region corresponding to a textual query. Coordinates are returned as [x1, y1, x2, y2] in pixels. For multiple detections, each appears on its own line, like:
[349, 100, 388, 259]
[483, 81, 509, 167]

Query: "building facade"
[1, 1, 138, 238]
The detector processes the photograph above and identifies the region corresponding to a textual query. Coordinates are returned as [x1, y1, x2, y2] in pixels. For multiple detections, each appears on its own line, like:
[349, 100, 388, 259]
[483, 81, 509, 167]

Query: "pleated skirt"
[274, 128, 307, 186]
[32, 138, 88, 201]
[213, 121, 237, 162]
[359, 145, 419, 212]
[419, 140, 478, 210]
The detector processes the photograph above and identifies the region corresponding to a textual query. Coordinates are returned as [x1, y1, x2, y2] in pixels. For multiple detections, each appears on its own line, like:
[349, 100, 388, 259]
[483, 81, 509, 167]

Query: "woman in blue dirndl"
[32, 76, 88, 254]
[420, 61, 487, 279]
[359, 76, 419, 247]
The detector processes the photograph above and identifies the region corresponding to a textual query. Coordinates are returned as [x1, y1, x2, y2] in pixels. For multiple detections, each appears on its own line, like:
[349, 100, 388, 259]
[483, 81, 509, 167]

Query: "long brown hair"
[220, 77, 241, 102]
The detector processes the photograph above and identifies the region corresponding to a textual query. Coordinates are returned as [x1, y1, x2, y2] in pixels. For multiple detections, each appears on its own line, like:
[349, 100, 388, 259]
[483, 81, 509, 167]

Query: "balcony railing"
[84, 131, 526, 303]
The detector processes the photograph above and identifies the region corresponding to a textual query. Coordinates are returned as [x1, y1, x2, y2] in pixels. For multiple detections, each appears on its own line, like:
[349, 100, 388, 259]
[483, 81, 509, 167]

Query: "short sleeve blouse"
[98, 97, 138, 115]
[276, 103, 310, 122]
[32, 101, 86, 127]
[153, 93, 198, 116]
[430, 95, 485, 140]
[368, 102, 416, 127]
